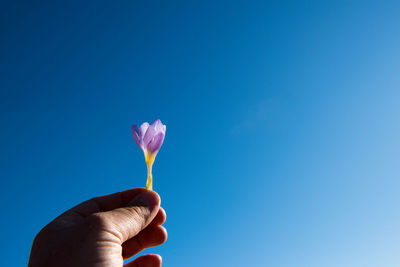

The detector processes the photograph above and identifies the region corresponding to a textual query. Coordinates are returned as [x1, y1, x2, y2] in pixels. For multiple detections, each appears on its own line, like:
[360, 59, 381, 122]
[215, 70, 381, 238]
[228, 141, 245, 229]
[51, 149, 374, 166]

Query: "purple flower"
[132, 119, 166, 190]
[132, 119, 166, 157]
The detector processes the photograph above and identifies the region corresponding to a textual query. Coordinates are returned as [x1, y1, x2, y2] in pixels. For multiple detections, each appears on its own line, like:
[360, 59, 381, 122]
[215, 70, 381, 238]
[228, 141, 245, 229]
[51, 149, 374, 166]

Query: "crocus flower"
[132, 119, 166, 190]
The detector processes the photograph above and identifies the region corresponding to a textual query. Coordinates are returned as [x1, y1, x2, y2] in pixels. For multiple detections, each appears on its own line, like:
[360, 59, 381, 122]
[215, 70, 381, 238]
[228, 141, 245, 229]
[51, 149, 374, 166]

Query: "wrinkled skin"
[28, 188, 167, 267]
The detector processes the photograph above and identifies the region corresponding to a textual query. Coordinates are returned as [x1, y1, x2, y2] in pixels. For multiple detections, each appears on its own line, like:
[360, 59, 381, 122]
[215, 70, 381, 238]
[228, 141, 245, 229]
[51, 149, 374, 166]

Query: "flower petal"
[147, 132, 165, 154]
[140, 122, 150, 138]
[152, 119, 163, 132]
[132, 124, 142, 148]
[143, 125, 156, 147]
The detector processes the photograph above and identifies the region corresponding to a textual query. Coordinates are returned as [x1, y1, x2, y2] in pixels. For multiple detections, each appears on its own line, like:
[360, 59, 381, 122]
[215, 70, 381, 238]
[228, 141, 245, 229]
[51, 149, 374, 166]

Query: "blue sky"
[1, 1, 400, 266]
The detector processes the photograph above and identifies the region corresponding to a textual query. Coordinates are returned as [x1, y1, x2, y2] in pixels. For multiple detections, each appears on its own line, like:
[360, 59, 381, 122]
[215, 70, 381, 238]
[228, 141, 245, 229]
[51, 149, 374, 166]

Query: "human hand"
[28, 188, 167, 267]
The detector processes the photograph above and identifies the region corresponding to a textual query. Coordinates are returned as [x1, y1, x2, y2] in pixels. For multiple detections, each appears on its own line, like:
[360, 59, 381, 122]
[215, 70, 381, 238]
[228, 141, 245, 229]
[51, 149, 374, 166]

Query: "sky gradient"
[1, 1, 400, 266]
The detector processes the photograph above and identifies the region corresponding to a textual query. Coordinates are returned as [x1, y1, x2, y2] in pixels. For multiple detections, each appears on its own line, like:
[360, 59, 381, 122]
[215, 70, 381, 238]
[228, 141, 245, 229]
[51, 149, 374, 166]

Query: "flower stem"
[145, 153, 155, 191]
[146, 162, 153, 190]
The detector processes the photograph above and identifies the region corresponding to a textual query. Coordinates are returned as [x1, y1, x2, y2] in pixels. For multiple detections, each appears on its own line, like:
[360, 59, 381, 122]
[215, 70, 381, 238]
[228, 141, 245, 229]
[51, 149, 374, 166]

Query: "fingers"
[122, 207, 166, 258]
[68, 188, 149, 217]
[124, 254, 162, 267]
[122, 225, 167, 258]
[86, 190, 161, 243]
[148, 207, 166, 227]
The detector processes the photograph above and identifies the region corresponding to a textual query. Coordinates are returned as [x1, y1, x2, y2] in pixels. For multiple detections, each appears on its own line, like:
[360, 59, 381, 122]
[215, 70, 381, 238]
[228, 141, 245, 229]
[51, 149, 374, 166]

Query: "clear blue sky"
[1, 1, 400, 266]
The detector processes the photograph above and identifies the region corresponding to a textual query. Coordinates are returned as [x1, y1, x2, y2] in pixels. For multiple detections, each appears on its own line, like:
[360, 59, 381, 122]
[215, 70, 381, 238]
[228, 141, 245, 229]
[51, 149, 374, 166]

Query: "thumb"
[87, 190, 161, 244]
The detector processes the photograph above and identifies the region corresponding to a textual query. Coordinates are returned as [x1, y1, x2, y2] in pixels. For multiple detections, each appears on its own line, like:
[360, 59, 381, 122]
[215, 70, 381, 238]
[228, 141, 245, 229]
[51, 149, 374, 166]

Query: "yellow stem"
[146, 162, 153, 190]
[145, 153, 155, 191]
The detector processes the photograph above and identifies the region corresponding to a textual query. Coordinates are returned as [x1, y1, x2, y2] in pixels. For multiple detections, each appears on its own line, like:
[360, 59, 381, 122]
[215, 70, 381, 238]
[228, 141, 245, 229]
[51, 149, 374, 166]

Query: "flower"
[132, 119, 166, 190]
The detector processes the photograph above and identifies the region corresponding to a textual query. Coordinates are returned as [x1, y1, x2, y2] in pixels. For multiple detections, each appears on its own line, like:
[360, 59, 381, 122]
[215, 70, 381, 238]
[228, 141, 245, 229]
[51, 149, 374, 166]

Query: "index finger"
[66, 188, 150, 217]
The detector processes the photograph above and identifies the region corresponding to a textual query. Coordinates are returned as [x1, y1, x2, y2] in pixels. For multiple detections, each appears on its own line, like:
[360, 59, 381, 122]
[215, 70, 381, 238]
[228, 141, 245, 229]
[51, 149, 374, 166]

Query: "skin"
[28, 188, 167, 267]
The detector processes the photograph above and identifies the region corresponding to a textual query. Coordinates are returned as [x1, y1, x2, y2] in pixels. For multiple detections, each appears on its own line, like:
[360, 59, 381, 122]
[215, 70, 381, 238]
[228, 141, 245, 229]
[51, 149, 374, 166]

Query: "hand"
[28, 188, 167, 267]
